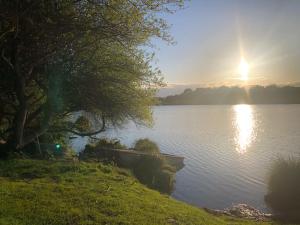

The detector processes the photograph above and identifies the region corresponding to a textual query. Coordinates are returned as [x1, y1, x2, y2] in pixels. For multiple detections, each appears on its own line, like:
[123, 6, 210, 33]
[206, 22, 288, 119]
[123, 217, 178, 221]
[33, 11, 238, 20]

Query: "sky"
[153, 0, 300, 95]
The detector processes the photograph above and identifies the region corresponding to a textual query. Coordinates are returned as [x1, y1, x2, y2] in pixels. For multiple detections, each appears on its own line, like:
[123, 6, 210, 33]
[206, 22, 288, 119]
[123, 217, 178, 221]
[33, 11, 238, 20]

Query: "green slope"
[0, 159, 279, 225]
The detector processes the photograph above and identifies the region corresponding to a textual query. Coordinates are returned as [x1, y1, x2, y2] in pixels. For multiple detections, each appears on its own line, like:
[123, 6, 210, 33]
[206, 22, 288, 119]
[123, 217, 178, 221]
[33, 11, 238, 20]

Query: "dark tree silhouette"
[160, 85, 300, 105]
[0, 0, 184, 153]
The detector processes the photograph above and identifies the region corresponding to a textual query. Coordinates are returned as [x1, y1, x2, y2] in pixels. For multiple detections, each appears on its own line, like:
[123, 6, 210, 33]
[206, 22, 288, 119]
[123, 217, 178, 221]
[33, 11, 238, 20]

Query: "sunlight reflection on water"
[233, 104, 256, 154]
[72, 105, 300, 211]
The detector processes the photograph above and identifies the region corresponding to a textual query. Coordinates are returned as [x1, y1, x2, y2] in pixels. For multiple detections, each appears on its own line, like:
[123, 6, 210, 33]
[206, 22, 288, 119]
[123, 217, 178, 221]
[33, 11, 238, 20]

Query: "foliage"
[133, 154, 175, 193]
[10, 141, 76, 161]
[0, 0, 184, 151]
[134, 138, 160, 154]
[10, 129, 75, 160]
[0, 159, 278, 225]
[80, 138, 127, 161]
[74, 116, 91, 133]
[265, 157, 300, 221]
[81, 138, 175, 193]
[133, 139, 175, 193]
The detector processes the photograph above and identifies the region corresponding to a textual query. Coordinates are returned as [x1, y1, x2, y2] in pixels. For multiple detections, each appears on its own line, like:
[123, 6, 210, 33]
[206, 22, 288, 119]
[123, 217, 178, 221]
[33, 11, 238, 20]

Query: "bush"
[79, 139, 126, 161]
[134, 138, 160, 154]
[6, 141, 75, 160]
[80, 138, 176, 194]
[154, 168, 175, 194]
[133, 139, 176, 193]
[265, 157, 300, 221]
[94, 138, 127, 150]
[133, 154, 175, 194]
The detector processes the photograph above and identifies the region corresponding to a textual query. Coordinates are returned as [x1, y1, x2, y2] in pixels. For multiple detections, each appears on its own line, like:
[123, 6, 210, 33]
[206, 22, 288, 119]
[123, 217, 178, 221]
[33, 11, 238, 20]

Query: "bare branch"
[1, 49, 14, 69]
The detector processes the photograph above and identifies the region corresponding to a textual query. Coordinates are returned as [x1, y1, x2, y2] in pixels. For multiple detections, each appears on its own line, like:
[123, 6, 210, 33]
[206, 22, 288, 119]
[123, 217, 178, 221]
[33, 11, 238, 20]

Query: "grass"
[0, 159, 289, 225]
[265, 157, 300, 221]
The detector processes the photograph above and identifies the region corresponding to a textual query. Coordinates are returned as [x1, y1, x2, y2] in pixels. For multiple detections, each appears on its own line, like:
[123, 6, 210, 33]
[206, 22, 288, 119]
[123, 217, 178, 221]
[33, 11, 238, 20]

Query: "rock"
[204, 204, 273, 221]
[203, 208, 224, 216]
[167, 218, 179, 225]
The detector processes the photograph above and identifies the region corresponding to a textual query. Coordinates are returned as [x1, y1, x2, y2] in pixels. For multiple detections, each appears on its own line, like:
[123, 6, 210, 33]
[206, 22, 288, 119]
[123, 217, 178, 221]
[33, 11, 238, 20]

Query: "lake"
[72, 105, 300, 211]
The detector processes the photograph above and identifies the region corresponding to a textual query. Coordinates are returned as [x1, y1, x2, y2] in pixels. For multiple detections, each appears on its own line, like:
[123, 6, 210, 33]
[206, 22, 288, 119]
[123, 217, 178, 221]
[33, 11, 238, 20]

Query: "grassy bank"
[0, 160, 284, 225]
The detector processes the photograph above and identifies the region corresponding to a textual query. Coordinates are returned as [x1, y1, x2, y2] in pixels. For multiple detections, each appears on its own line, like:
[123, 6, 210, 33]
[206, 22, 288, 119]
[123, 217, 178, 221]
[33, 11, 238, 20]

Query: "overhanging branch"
[50, 115, 106, 137]
[52, 126, 106, 137]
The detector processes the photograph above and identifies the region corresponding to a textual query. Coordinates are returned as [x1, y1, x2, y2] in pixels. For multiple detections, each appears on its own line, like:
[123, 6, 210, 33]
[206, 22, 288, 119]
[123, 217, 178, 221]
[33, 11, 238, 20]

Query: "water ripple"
[72, 105, 300, 211]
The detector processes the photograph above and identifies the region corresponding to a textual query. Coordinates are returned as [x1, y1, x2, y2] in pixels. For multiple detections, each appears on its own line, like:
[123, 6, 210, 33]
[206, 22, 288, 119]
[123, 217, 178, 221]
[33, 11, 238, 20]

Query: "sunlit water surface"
[72, 105, 300, 211]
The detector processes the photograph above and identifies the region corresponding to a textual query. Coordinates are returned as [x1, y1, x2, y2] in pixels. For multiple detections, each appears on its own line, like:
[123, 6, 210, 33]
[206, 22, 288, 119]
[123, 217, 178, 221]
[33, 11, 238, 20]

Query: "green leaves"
[0, 0, 185, 149]
[74, 116, 91, 133]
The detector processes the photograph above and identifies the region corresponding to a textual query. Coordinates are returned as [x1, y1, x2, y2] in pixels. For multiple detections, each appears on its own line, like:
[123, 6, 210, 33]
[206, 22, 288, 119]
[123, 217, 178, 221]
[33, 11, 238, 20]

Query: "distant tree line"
[159, 85, 300, 105]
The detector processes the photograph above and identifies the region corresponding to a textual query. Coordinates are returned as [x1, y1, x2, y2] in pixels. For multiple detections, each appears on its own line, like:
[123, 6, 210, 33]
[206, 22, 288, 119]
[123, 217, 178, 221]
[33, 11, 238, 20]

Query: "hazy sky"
[153, 0, 300, 87]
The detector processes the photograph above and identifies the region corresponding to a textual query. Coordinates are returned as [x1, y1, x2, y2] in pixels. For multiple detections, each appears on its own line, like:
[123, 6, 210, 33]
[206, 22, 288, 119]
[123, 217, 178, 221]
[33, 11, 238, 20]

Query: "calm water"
[72, 105, 300, 211]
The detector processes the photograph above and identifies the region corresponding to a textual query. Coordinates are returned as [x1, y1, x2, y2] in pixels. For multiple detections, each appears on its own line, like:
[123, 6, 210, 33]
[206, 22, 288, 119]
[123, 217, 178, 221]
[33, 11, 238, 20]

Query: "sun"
[239, 58, 249, 81]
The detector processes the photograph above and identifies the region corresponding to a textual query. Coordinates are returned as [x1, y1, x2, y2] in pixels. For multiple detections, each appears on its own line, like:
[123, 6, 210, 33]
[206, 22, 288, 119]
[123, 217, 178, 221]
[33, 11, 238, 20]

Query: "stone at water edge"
[204, 204, 273, 221]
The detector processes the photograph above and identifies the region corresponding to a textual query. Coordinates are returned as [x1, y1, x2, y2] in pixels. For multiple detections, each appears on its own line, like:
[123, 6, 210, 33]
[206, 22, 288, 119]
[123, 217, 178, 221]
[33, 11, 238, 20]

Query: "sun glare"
[233, 104, 256, 154]
[239, 58, 249, 81]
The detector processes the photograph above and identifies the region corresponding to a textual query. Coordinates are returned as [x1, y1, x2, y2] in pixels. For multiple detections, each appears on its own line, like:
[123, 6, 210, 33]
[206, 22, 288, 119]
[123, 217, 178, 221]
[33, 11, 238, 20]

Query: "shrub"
[154, 169, 175, 194]
[8, 141, 75, 160]
[80, 139, 126, 161]
[134, 138, 160, 154]
[133, 154, 175, 194]
[74, 116, 91, 132]
[81, 138, 176, 193]
[94, 138, 127, 150]
[265, 157, 300, 221]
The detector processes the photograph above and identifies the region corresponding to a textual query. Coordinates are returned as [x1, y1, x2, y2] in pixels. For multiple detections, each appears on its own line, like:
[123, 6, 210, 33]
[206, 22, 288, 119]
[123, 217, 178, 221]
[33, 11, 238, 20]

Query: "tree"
[0, 0, 184, 152]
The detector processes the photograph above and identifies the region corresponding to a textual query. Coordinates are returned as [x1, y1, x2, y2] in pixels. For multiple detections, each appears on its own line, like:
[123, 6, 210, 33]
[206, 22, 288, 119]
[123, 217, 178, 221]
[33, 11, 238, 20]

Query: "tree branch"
[50, 115, 106, 137]
[1, 49, 14, 69]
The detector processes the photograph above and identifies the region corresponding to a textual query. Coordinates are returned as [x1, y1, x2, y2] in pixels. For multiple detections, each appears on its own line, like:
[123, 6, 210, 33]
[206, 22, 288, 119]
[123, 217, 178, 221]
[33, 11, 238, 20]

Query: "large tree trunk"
[11, 37, 28, 149]
[14, 72, 28, 149]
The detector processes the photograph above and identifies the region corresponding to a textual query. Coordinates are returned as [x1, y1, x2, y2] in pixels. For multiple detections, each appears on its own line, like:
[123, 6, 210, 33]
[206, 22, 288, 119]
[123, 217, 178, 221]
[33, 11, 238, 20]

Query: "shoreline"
[204, 204, 273, 222]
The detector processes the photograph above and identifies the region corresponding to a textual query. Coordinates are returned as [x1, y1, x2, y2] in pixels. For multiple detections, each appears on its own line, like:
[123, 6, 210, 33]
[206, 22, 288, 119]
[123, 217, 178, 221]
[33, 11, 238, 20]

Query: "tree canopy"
[0, 0, 184, 152]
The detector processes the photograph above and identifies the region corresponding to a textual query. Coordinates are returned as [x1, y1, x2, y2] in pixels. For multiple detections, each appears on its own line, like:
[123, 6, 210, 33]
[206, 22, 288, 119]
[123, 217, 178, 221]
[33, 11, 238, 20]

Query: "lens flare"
[239, 58, 249, 81]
